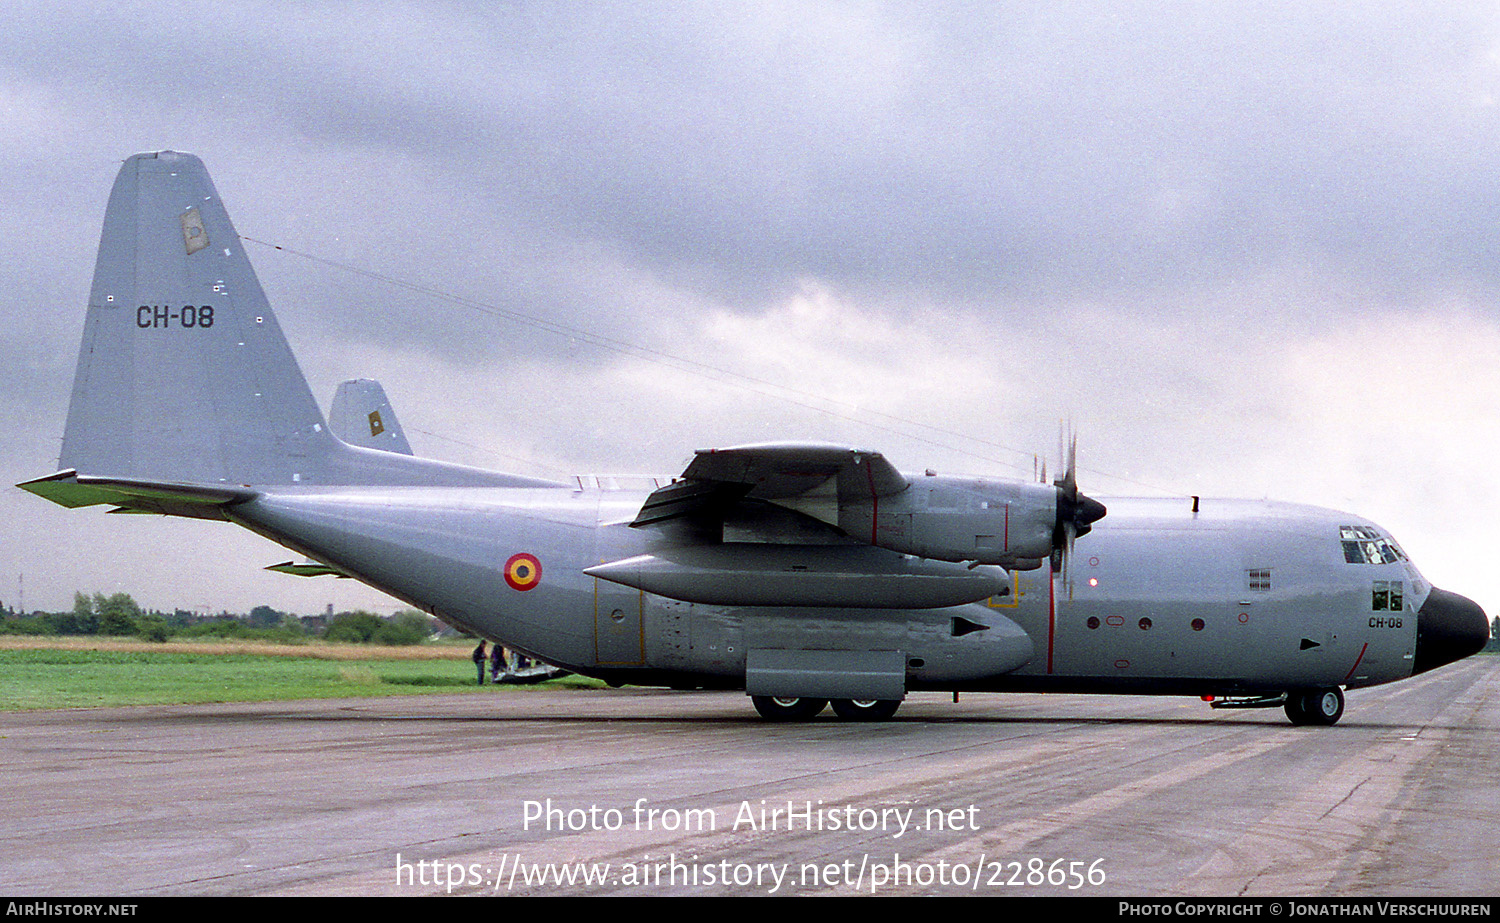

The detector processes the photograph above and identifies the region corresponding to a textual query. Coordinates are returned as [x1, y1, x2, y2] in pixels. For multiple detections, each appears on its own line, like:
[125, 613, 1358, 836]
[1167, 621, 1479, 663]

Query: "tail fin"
[60, 151, 334, 485]
[47, 151, 554, 492]
[329, 379, 414, 455]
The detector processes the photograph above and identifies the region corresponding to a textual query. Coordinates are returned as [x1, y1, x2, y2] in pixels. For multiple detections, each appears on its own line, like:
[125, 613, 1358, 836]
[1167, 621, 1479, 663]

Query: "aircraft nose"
[1412, 587, 1490, 675]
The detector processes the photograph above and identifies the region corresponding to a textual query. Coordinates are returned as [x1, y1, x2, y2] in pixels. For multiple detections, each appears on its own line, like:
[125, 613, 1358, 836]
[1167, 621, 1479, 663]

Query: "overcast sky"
[0, 2, 1496, 622]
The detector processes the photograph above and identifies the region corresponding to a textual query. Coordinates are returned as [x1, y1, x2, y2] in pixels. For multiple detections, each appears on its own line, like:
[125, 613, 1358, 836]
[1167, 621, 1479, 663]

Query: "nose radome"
[1412, 587, 1490, 675]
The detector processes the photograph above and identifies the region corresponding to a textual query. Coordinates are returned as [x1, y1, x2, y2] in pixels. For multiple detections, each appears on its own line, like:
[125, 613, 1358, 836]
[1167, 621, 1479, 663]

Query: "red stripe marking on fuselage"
[1343, 642, 1369, 683]
[1047, 561, 1056, 674]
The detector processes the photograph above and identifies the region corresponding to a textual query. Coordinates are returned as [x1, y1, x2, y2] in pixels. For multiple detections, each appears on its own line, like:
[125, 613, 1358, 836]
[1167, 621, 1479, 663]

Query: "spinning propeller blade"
[1052, 425, 1106, 587]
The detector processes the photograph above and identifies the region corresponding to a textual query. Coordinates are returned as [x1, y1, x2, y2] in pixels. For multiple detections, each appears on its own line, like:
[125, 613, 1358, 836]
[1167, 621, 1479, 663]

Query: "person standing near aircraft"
[472, 641, 487, 686]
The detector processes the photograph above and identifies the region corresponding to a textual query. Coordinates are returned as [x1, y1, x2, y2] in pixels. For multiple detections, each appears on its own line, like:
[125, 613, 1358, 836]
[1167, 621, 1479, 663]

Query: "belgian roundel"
[504, 553, 542, 591]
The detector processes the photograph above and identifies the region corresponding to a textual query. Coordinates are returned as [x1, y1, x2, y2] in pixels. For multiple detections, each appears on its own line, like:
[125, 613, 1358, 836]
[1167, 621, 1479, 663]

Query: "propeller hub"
[1055, 486, 1107, 543]
[1073, 493, 1107, 531]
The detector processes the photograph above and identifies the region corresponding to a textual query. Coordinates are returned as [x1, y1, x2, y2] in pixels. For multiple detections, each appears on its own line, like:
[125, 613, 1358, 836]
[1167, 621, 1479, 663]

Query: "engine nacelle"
[839, 475, 1057, 568]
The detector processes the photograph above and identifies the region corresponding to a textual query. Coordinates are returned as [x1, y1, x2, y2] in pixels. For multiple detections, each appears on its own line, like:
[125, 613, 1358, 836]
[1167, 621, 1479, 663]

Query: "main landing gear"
[829, 698, 902, 721]
[751, 696, 902, 722]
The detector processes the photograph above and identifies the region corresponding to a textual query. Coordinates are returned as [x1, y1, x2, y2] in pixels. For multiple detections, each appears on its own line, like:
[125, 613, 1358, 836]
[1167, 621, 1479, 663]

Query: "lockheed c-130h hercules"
[20, 152, 1491, 724]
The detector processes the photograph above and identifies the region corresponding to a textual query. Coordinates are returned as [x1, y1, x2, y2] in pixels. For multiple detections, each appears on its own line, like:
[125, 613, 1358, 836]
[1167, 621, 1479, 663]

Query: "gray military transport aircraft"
[20, 151, 1491, 724]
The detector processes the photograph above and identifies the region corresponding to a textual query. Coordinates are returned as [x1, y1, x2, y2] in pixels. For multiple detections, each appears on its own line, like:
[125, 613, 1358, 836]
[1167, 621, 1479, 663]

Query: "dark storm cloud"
[10, 2, 1496, 315]
[405, 3, 1500, 302]
[1, 0, 1494, 386]
[0, 1, 1492, 429]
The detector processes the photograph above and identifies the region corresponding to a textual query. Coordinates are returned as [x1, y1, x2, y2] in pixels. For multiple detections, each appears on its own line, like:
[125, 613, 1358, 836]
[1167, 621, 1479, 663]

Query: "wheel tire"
[1284, 692, 1310, 725]
[1304, 687, 1345, 726]
[830, 698, 901, 721]
[751, 696, 828, 721]
[1285, 688, 1344, 726]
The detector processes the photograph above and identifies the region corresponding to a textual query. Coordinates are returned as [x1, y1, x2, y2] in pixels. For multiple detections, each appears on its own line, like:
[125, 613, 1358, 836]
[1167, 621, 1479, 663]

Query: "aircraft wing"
[632, 442, 908, 527]
[610, 444, 1021, 610]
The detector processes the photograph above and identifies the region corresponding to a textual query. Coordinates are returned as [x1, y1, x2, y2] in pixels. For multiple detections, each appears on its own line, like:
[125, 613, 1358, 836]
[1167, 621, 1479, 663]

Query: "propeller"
[1052, 427, 1107, 589]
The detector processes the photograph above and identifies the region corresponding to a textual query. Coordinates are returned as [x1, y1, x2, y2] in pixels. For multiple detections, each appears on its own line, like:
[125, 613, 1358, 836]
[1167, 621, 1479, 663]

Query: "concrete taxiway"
[1, 656, 1496, 897]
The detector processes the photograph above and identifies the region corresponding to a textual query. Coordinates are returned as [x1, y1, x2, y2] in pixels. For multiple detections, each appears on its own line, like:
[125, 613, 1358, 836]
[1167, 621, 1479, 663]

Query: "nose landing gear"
[1284, 687, 1345, 726]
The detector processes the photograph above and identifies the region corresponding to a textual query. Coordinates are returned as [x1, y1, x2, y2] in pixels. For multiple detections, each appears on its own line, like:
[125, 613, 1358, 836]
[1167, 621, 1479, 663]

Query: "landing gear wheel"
[1284, 687, 1344, 726]
[1306, 687, 1344, 726]
[751, 696, 828, 721]
[830, 698, 901, 721]
[1283, 693, 1308, 725]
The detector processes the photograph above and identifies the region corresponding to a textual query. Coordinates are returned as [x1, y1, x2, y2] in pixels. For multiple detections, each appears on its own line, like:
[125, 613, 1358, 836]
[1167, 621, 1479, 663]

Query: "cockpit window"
[1339, 525, 1405, 565]
[1373, 580, 1404, 611]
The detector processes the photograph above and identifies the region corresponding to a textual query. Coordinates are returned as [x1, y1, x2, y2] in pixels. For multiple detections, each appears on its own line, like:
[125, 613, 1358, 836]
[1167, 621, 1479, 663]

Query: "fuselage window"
[1372, 580, 1404, 612]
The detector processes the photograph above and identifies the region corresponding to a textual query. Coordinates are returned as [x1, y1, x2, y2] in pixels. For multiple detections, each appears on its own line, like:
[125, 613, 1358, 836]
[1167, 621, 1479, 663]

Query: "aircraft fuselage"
[230, 484, 1436, 697]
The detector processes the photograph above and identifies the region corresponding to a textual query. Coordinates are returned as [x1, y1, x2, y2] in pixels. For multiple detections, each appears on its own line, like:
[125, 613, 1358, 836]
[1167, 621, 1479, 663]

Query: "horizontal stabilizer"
[265, 561, 350, 578]
[17, 469, 256, 519]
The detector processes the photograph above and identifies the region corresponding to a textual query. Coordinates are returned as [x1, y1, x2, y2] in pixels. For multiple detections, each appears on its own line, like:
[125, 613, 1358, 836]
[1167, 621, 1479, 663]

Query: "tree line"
[0, 592, 438, 645]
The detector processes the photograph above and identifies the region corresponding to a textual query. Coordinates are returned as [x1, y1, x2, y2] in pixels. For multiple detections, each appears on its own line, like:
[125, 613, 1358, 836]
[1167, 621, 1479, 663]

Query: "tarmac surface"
[2, 656, 1496, 897]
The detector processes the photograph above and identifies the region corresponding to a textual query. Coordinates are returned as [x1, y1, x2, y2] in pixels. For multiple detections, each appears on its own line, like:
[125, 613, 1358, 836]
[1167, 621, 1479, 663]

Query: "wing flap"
[630, 478, 750, 527]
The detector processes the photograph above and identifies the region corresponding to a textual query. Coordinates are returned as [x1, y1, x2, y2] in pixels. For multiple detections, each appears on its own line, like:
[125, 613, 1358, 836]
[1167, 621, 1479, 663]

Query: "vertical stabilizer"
[49, 151, 557, 493]
[60, 151, 335, 485]
[329, 379, 414, 455]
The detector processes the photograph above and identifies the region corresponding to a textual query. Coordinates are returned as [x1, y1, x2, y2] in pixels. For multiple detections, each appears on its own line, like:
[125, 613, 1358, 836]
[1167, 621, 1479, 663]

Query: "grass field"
[0, 637, 599, 709]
